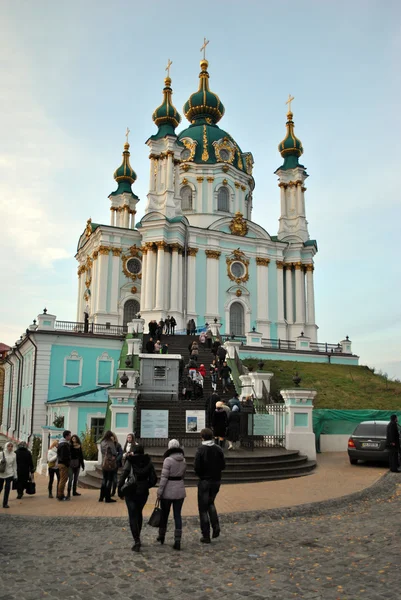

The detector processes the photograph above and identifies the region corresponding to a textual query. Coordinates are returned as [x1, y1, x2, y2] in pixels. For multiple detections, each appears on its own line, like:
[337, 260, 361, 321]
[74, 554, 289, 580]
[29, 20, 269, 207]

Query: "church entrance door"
[229, 302, 245, 336]
[123, 299, 140, 328]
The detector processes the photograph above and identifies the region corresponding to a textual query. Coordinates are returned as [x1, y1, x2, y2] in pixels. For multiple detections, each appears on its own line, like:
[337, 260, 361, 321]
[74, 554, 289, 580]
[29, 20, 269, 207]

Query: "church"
[76, 51, 318, 342]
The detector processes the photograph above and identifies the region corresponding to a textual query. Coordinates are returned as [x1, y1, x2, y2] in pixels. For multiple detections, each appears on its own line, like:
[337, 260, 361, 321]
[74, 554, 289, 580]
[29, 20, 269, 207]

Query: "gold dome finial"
[285, 93, 294, 117]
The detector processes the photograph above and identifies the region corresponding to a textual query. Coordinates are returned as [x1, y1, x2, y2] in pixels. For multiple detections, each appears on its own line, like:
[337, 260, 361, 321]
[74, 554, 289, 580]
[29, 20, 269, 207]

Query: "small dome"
[152, 76, 181, 132]
[183, 59, 225, 124]
[113, 142, 137, 184]
[278, 112, 303, 158]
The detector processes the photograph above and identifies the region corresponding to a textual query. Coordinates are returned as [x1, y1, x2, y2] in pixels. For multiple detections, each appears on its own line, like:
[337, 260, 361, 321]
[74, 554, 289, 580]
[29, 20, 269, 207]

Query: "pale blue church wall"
[48, 345, 121, 400]
[330, 356, 359, 366]
[77, 405, 107, 438]
[239, 350, 358, 366]
[195, 250, 207, 324]
[21, 348, 34, 410]
[268, 261, 279, 338]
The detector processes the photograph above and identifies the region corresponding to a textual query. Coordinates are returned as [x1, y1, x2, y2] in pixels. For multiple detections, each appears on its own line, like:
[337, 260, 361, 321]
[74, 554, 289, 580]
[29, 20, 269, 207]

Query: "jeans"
[125, 494, 148, 542]
[111, 470, 118, 496]
[48, 468, 60, 493]
[68, 466, 80, 494]
[159, 498, 184, 534]
[57, 464, 69, 499]
[197, 480, 221, 539]
[100, 470, 115, 501]
[0, 476, 13, 507]
[221, 377, 230, 389]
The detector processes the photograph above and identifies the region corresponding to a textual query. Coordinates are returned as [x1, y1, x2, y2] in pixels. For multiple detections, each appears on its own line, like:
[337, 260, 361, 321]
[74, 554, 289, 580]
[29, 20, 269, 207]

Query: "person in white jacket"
[47, 440, 60, 499]
[0, 442, 17, 508]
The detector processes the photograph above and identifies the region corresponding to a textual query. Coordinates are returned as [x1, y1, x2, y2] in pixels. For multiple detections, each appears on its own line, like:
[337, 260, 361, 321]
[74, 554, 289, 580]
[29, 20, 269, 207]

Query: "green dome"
[178, 121, 249, 171]
[152, 76, 181, 137]
[113, 142, 137, 184]
[183, 59, 225, 125]
[277, 111, 303, 170]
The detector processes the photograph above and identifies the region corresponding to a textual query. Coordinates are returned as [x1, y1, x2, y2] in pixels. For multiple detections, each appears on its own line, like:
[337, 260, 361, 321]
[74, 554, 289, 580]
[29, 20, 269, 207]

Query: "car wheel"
[349, 457, 358, 465]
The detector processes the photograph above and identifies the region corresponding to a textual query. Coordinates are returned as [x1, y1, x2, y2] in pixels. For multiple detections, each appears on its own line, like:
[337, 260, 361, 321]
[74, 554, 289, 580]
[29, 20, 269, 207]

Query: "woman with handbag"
[47, 440, 59, 498]
[118, 445, 157, 552]
[99, 430, 118, 503]
[67, 435, 85, 498]
[0, 442, 17, 508]
[15, 442, 34, 499]
[157, 439, 187, 551]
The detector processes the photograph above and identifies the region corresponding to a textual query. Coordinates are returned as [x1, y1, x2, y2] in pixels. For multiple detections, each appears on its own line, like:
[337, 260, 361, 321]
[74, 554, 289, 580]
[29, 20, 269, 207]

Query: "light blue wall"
[268, 261, 278, 328]
[48, 344, 121, 400]
[239, 350, 358, 366]
[77, 405, 107, 438]
[248, 259, 258, 329]
[195, 250, 207, 324]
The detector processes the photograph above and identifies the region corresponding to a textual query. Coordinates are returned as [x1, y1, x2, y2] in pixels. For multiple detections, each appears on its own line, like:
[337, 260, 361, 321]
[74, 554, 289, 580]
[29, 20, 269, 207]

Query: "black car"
[347, 420, 394, 465]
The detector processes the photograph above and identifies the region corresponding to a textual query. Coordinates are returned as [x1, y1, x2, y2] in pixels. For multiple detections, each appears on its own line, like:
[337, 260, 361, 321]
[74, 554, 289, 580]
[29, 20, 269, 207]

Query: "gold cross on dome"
[125, 127, 130, 143]
[165, 58, 172, 77]
[200, 37, 210, 59]
[286, 94, 295, 113]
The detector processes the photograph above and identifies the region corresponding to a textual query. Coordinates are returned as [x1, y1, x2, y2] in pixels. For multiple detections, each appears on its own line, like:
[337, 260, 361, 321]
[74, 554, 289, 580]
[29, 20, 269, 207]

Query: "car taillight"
[348, 438, 355, 448]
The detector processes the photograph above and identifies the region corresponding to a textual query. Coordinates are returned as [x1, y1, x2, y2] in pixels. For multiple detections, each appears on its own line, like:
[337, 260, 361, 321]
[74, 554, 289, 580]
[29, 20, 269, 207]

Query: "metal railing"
[55, 321, 126, 337]
[262, 338, 296, 351]
[309, 342, 344, 353]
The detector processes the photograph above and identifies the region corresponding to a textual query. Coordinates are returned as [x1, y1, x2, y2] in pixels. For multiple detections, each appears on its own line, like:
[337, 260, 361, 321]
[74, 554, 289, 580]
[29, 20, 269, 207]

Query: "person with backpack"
[157, 439, 187, 551]
[118, 445, 157, 552]
[99, 430, 118, 503]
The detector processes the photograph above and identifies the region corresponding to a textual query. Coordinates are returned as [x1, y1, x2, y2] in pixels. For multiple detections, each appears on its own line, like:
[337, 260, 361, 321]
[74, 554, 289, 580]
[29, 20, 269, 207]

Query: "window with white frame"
[64, 351, 83, 387]
[96, 352, 114, 386]
[217, 186, 229, 211]
[181, 185, 193, 210]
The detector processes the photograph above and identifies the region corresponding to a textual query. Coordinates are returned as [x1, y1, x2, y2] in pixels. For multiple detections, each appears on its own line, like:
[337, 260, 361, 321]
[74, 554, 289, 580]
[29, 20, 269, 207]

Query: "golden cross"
[165, 58, 172, 77]
[200, 37, 210, 59]
[125, 127, 130, 143]
[286, 94, 295, 113]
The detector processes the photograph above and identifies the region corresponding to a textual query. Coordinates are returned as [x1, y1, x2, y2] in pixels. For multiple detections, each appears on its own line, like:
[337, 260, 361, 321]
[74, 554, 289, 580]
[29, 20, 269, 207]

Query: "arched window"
[229, 302, 245, 336]
[123, 299, 140, 328]
[217, 186, 229, 212]
[181, 186, 193, 210]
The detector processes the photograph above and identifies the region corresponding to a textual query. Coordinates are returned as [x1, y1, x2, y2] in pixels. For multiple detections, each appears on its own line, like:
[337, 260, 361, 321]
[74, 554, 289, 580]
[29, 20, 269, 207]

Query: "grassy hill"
[242, 359, 401, 410]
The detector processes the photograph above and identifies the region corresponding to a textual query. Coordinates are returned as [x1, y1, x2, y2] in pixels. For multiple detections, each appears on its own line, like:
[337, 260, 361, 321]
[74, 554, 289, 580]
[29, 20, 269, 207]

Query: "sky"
[0, 0, 400, 378]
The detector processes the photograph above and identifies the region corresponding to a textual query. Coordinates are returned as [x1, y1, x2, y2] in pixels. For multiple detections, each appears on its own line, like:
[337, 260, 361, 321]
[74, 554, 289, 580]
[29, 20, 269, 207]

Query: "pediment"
[208, 217, 271, 240]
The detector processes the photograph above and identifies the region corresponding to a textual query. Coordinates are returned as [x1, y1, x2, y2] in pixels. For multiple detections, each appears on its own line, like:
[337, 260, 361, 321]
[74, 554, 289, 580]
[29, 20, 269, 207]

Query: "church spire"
[151, 60, 181, 139]
[112, 130, 137, 195]
[277, 95, 304, 170]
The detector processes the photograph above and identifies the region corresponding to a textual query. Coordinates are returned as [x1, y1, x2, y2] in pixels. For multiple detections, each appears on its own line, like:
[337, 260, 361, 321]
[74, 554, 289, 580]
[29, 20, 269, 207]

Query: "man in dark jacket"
[228, 391, 241, 411]
[170, 316, 176, 335]
[145, 337, 155, 354]
[216, 344, 227, 365]
[194, 428, 226, 543]
[386, 415, 400, 473]
[57, 430, 71, 501]
[219, 361, 232, 393]
[15, 442, 34, 499]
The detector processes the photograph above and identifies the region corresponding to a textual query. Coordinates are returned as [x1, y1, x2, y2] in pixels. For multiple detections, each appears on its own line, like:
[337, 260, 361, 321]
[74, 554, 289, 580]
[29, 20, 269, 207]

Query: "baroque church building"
[76, 57, 318, 341]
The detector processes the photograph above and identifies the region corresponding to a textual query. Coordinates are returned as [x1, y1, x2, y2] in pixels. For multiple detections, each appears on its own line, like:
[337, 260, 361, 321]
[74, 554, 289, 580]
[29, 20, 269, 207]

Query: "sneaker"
[132, 542, 141, 552]
[200, 537, 211, 544]
[105, 499, 116, 503]
[212, 529, 220, 539]
[3, 505, 10, 509]
[72, 492, 81, 496]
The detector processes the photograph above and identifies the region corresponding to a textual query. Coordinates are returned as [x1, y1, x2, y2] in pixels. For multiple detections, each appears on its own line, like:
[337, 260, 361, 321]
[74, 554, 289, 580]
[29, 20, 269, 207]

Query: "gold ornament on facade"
[85, 218, 92, 238]
[196, 176, 204, 183]
[98, 246, 111, 255]
[229, 212, 248, 237]
[77, 265, 86, 276]
[201, 125, 209, 162]
[234, 182, 240, 189]
[205, 249, 221, 259]
[294, 262, 303, 270]
[138, 273, 142, 279]
[256, 257, 270, 266]
[131, 286, 137, 294]
[84, 292, 89, 302]
[226, 249, 249, 284]
[207, 176, 214, 183]
[85, 277, 92, 288]
[213, 138, 235, 164]
[181, 163, 190, 172]
[245, 153, 254, 175]
[112, 247, 122, 257]
[180, 138, 196, 162]
[182, 177, 188, 185]
[236, 148, 243, 170]
[92, 250, 98, 260]
[236, 289, 242, 297]
[241, 185, 246, 191]
[187, 247, 199, 257]
[276, 261, 284, 269]
[305, 264, 314, 272]
[222, 179, 228, 185]
[155, 240, 168, 250]
[222, 165, 229, 173]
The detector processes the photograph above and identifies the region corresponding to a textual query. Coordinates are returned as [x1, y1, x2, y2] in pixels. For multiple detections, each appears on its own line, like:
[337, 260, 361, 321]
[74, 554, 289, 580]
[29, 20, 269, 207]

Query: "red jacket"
[198, 365, 207, 378]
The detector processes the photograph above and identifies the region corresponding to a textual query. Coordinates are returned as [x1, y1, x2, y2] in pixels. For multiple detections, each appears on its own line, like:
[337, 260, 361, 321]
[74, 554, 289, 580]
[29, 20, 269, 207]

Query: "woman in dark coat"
[205, 392, 220, 428]
[67, 435, 85, 497]
[227, 405, 241, 450]
[212, 401, 228, 447]
[15, 442, 34, 499]
[118, 445, 157, 552]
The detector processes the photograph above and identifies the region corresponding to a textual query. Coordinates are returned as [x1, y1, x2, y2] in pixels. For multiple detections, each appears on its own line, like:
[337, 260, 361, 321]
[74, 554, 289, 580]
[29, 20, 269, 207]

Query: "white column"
[207, 177, 214, 212]
[76, 269, 85, 320]
[296, 183, 303, 215]
[279, 184, 286, 216]
[149, 158, 155, 192]
[197, 178, 204, 212]
[109, 249, 121, 316]
[205, 251, 220, 316]
[294, 262, 304, 323]
[130, 209, 136, 229]
[234, 183, 240, 213]
[154, 242, 166, 310]
[145, 245, 156, 310]
[110, 208, 115, 226]
[170, 246, 179, 312]
[96, 249, 109, 314]
[186, 250, 196, 316]
[166, 154, 173, 190]
[256, 259, 269, 321]
[276, 262, 285, 322]
[306, 266, 315, 324]
[177, 249, 183, 314]
[90, 255, 98, 315]
[285, 265, 294, 323]
[140, 250, 148, 311]
[124, 207, 130, 228]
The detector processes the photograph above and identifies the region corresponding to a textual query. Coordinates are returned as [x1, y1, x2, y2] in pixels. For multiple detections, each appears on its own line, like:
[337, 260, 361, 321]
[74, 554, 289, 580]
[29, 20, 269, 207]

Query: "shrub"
[80, 426, 98, 460]
[31, 436, 42, 470]
[53, 415, 64, 428]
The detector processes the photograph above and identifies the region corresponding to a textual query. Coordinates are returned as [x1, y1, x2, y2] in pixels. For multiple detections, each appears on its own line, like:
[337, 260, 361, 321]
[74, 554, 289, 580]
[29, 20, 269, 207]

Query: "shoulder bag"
[120, 465, 137, 497]
[148, 498, 162, 528]
[0, 452, 6, 474]
[102, 447, 117, 472]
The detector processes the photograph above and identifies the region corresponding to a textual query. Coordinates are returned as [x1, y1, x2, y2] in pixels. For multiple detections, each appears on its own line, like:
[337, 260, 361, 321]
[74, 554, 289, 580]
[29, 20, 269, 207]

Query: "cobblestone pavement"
[0, 474, 400, 600]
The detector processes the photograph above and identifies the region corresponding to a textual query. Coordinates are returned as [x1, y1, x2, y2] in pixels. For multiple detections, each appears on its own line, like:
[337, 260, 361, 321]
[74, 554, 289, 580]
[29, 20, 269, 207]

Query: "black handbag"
[148, 499, 162, 527]
[0, 452, 6, 474]
[25, 476, 36, 495]
[120, 465, 137, 497]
